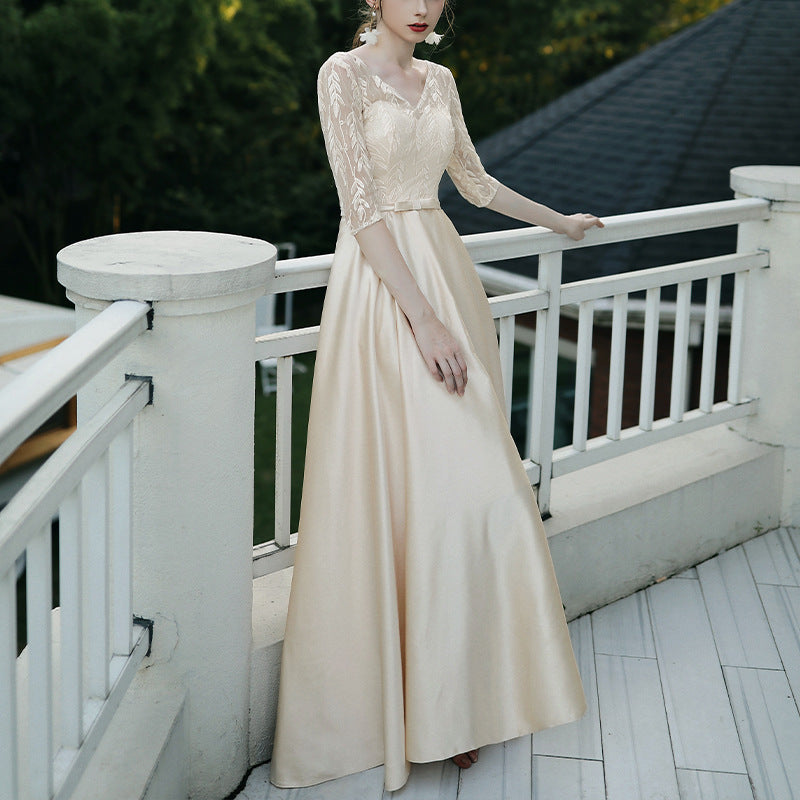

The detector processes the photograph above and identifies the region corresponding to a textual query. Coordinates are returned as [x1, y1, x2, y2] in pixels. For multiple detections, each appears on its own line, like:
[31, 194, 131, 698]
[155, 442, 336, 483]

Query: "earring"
[360, 5, 379, 46]
[425, 30, 443, 45]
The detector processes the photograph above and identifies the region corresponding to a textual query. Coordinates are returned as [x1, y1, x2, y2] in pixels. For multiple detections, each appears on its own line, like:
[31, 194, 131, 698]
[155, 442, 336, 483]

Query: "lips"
[409, 23, 428, 32]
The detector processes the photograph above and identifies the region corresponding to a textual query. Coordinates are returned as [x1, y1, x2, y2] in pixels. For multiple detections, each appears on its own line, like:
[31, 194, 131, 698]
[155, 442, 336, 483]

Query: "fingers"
[438, 354, 467, 396]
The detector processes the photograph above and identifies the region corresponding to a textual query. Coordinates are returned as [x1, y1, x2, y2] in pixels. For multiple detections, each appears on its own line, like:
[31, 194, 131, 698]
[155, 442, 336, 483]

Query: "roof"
[440, 0, 800, 297]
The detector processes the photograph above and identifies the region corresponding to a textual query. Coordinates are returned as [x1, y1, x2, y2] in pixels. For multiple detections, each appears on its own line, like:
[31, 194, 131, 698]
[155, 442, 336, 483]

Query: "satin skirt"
[269, 208, 587, 792]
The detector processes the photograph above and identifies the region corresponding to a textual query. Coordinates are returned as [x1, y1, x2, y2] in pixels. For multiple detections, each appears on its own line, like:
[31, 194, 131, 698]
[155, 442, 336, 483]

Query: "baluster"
[728, 270, 748, 404]
[109, 427, 133, 657]
[27, 528, 53, 800]
[498, 315, 515, 424]
[524, 341, 536, 460]
[639, 287, 660, 431]
[59, 488, 83, 749]
[0, 568, 18, 800]
[530, 251, 563, 514]
[670, 281, 692, 421]
[275, 355, 293, 547]
[528, 310, 546, 462]
[607, 293, 628, 440]
[572, 300, 594, 451]
[83, 455, 109, 699]
[699, 276, 722, 413]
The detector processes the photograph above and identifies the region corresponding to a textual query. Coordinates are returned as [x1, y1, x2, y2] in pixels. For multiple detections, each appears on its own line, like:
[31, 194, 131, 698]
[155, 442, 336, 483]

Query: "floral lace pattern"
[317, 51, 500, 235]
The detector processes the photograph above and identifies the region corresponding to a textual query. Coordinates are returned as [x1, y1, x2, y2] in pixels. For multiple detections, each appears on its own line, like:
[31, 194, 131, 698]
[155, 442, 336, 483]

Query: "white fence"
[253, 197, 770, 576]
[0, 300, 151, 800]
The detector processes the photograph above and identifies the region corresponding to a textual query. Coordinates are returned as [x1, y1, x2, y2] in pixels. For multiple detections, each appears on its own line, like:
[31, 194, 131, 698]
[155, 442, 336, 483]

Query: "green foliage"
[0, 0, 218, 301]
[0, 0, 735, 304]
[136, 0, 324, 247]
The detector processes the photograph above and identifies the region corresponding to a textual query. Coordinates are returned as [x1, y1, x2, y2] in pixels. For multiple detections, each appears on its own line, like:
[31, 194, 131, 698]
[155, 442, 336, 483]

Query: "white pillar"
[730, 166, 800, 525]
[58, 231, 276, 800]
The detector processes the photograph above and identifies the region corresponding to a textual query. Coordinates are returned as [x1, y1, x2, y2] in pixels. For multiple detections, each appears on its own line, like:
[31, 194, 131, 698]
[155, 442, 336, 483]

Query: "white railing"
[0, 300, 151, 800]
[253, 197, 770, 576]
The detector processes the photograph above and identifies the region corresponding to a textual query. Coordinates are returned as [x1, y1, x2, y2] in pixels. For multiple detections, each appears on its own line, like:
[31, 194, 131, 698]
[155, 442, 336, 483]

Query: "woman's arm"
[486, 182, 604, 240]
[355, 220, 469, 396]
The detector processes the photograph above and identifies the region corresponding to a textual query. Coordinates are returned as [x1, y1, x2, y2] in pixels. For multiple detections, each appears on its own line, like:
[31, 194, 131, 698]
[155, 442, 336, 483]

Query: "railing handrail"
[253, 195, 773, 574]
[266, 197, 771, 293]
[0, 300, 150, 466]
[0, 378, 150, 576]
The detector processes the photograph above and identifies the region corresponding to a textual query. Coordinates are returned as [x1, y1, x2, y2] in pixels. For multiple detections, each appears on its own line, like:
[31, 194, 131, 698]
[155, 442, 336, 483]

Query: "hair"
[350, 0, 455, 51]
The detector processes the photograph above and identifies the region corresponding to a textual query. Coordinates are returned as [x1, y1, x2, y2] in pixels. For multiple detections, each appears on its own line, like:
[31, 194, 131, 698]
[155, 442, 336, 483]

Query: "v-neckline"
[349, 51, 431, 111]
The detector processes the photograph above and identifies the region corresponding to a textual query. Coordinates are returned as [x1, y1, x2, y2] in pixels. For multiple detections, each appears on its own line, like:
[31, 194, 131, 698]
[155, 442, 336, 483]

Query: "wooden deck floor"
[236, 527, 800, 800]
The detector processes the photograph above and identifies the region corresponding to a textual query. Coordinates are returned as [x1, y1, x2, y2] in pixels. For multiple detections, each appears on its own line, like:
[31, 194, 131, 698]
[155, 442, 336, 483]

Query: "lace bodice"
[317, 50, 500, 235]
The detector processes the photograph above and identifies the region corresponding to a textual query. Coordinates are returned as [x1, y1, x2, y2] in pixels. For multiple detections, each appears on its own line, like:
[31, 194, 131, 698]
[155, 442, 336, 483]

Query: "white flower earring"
[425, 30, 443, 45]
[360, 4, 379, 45]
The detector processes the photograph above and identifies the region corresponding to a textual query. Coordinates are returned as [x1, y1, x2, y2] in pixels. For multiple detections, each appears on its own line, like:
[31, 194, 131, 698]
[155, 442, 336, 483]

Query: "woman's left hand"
[560, 213, 605, 241]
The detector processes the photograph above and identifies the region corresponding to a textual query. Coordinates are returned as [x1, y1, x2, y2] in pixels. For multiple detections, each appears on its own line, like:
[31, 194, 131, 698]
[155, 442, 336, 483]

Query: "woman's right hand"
[409, 313, 468, 396]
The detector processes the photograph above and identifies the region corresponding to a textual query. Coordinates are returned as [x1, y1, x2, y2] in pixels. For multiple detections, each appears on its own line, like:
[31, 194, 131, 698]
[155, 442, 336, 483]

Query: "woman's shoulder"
[319, 50, 358, 78]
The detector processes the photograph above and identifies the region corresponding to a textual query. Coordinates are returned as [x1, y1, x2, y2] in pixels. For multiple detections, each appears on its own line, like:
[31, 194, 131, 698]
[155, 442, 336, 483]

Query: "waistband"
[379, 197, 441, 212]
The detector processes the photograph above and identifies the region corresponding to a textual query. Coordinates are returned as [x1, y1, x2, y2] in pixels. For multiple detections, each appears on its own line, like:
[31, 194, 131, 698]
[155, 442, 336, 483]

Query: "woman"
[270, 0, 603, 791]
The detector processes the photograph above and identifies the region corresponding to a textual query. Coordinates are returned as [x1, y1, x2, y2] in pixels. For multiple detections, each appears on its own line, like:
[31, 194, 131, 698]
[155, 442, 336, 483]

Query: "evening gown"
[269, 49, 587, 792]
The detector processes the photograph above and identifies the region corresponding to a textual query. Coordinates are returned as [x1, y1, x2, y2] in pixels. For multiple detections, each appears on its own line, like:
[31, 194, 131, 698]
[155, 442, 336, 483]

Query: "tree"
[0, 0, 218, 302]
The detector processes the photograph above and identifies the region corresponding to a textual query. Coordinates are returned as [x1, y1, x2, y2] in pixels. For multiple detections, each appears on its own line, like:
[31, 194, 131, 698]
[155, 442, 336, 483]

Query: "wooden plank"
[676, 769, 754, 800]
[669, 281, 692, 421]
[638, 287, 660, 431]
[559, 251, 769, 305]
[259, 761, 385, 799]
[743, 528, 800, 586]
[109, 427, 133, 657]
[0, 336, 68, 364]
[699, 275, 721, 413]
[727, 270, 748, 405]
[572, 302, 593, 451]
[647, 578, 746, 773]
[59, 489, 83, 748]
[552, 398, 757, 477]
[591, 590, 656, 659]
[0, 300, 148, 466]
[532, 756, 604, 800]
[606, 293, 628, 441]
[595, 654, 679, 800]
[381, 759, 459, 799]
[724, 666, 800, 800]
[84, 457, 110, 699]
[757, 585, 800, 714]
[675, 566, 698, 579]
[27, 528, 54, 800]
[274, 356, 293, 548]
[0, 569, 17, 800]
[529, 252, 563, 515]
[532, 615, 601, 760]
[457, 736, 531, 800]
[697, 547, 782, 669]
[498, 315, 515, 423]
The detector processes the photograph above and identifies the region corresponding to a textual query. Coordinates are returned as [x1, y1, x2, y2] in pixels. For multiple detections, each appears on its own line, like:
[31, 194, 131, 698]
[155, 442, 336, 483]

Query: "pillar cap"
[730, 166, 800, 202]
[58, 230, 276, 302]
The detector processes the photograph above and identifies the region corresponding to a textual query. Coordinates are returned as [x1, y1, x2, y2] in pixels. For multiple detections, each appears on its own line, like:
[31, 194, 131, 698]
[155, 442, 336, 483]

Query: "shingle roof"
[440, 0, 800, 298]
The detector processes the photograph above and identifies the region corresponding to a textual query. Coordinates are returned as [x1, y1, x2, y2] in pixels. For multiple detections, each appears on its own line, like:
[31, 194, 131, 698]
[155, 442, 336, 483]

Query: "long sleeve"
[317, 54, 385, 235]
[444, 69, 500, 208]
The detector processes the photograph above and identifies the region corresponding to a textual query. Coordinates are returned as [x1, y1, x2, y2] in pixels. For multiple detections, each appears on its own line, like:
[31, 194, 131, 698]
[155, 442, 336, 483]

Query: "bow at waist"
[379, 197, 441, 212]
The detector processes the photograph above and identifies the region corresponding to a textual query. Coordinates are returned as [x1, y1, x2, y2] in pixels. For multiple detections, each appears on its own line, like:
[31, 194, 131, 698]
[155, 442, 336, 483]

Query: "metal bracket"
[125, 374, 154, 405]
[133, 616, 155, 657]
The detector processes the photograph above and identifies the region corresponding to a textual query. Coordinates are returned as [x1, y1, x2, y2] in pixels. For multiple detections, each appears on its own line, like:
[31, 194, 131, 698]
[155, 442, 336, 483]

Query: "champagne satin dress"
[269, 49, 587, 792]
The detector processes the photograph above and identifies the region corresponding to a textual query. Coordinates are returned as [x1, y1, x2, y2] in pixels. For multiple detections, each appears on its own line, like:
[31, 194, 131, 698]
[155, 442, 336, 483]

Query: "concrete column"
[730, 166, 800, 525]
[58, 231, 276, 800]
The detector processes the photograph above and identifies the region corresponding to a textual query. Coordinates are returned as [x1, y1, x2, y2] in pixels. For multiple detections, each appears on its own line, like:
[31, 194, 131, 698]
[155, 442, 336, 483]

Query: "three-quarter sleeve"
[317, 54, 385, 235]
[444, 68, 501, 208]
